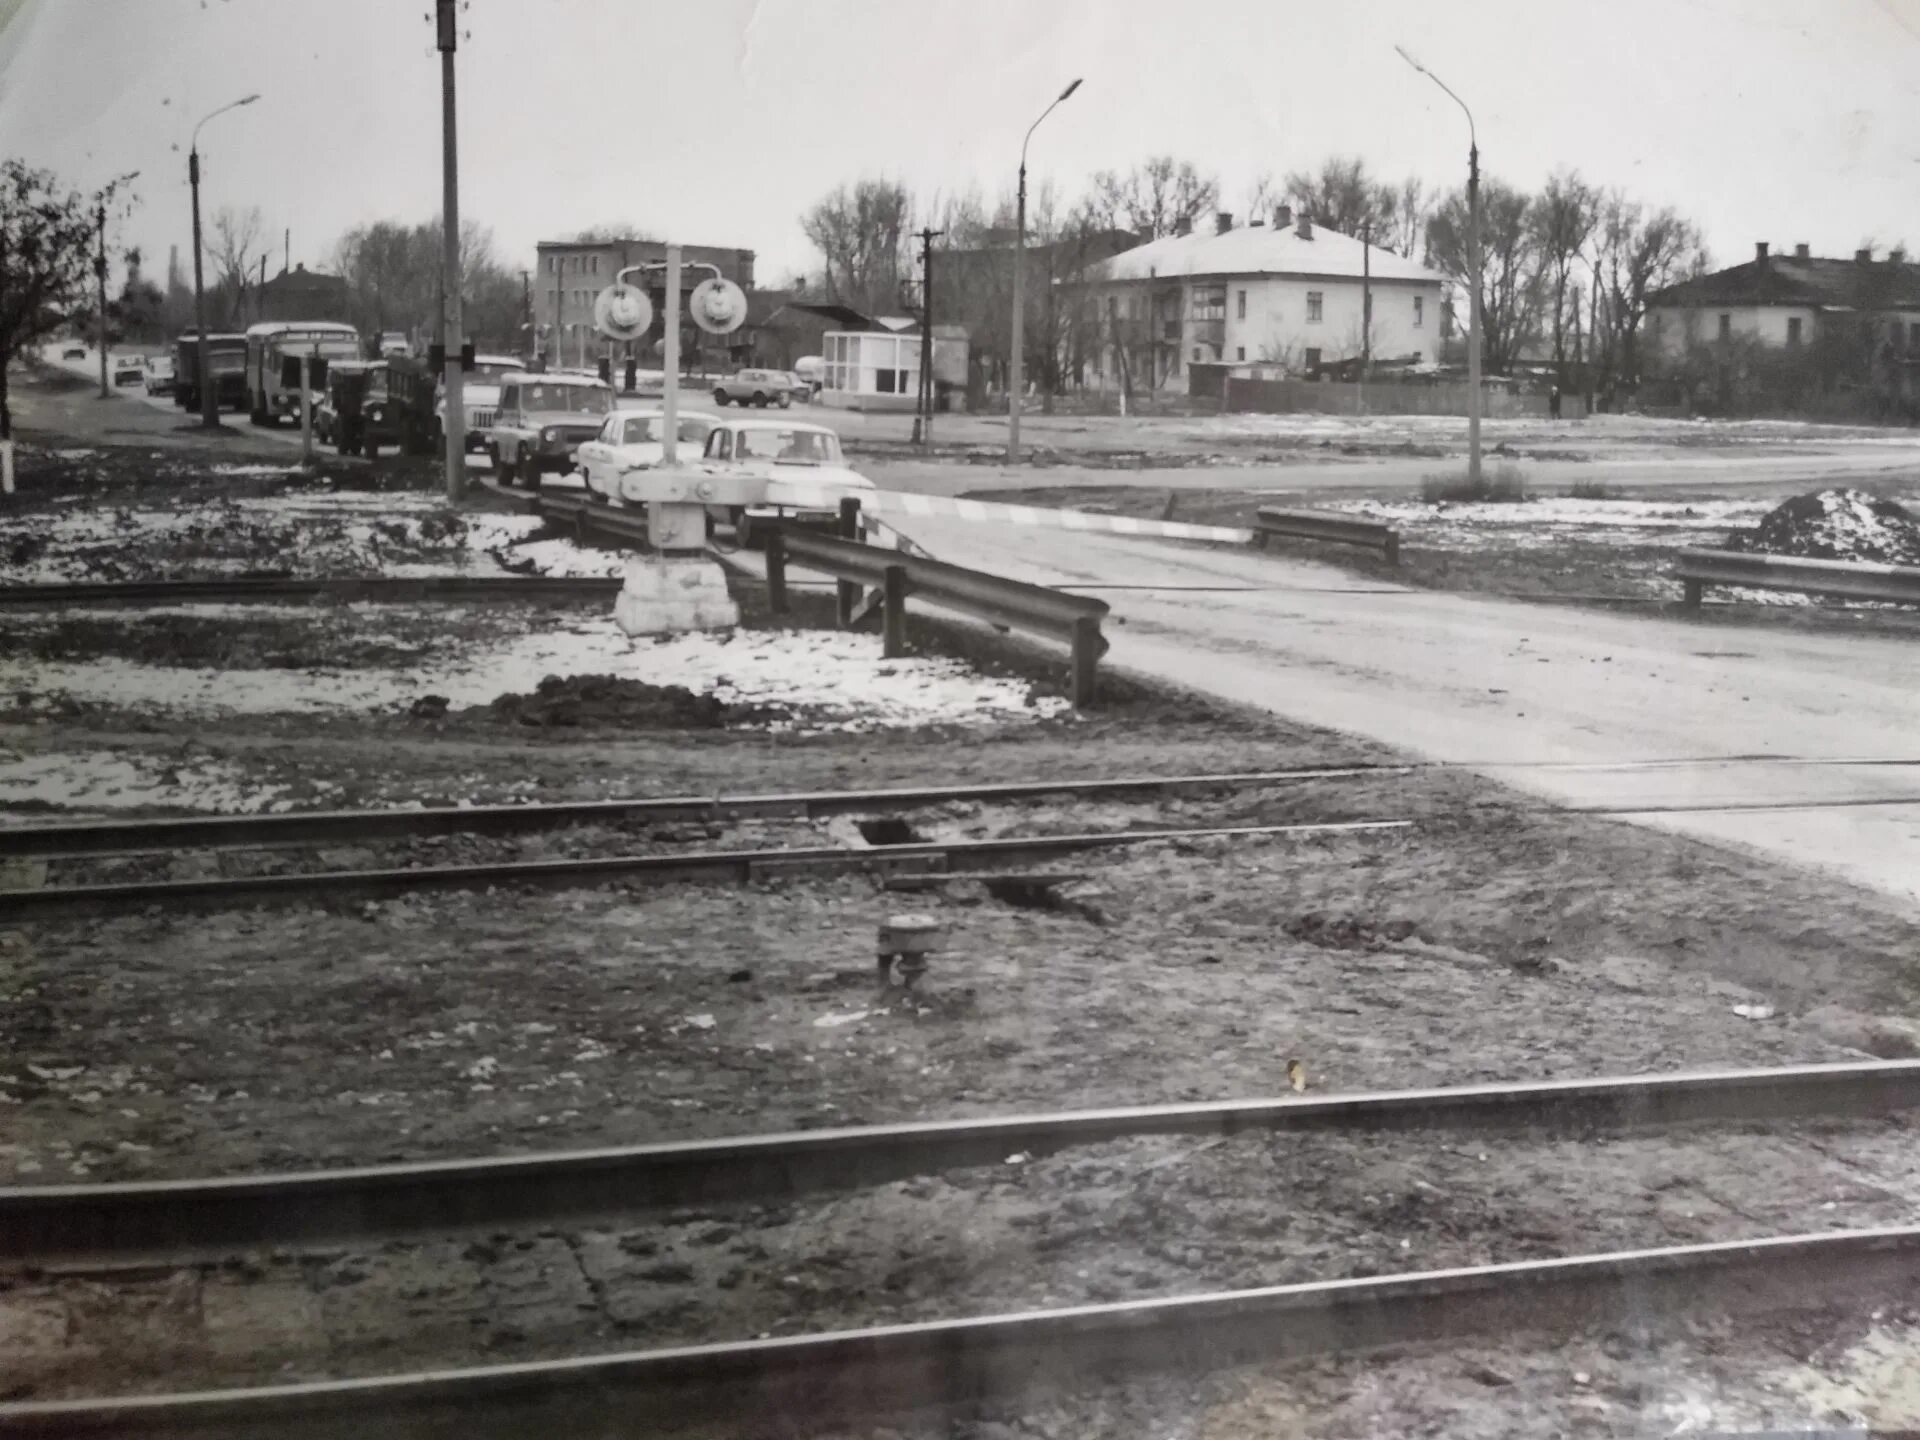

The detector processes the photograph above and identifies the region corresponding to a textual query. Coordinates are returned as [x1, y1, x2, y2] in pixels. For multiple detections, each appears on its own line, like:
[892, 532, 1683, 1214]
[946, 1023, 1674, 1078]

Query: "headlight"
[368, 406, 385, 421]
[542, 427, 559, 443]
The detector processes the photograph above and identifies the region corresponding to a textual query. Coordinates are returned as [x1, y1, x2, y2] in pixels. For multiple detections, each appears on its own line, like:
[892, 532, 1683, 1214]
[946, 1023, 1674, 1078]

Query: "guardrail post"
[836, 497, 861, 627]
[1069, 616, 1101, 709]
[764, 529, 789, 615]
[1384, 533, 1400, 566]
[882, 563, 909, 657]
[1683, 577, 1703, 610]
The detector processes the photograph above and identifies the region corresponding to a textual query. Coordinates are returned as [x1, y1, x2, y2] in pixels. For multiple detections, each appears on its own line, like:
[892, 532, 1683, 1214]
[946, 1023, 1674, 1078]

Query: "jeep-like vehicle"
[486, 375, 614, 488]
[712, 368, 795, 409]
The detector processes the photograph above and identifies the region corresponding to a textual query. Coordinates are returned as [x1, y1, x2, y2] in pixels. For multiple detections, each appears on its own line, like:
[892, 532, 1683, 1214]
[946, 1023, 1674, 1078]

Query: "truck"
[245, 321, 363, 428]
[171, 331, 249, 412]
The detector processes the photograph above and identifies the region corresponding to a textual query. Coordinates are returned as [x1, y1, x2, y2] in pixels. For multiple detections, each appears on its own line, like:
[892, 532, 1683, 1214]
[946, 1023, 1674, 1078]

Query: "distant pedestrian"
[1549, 382, 1562, 419]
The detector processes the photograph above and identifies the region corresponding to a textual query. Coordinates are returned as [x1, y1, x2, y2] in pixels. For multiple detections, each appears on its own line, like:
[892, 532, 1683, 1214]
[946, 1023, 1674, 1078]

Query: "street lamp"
[189, 93, 259, 429]
[1395, 45, 1481, 483]
[1009, 77, 1081, 464]
[96, 172, 139, 399]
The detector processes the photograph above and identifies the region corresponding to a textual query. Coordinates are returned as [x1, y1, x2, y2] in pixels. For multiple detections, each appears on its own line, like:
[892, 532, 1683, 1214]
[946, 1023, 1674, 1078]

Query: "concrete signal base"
[613, 555, 740, 635]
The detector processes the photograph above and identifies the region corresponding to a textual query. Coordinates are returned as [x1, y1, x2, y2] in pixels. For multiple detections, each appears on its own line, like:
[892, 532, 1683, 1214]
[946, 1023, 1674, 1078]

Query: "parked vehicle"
[434, 355, 527, 452]
[712, 368, 794, 408]
[378, 332, 412, 358]
[172, 331, 249, 412]
[323, 360, 406, 458]
[143, 355, 175, 395]
[246, 321, 362, 427]
[576, 408, 718, 502]
[486, 375, 614, 488]
[112, 356, 145, 387]
[693, 417, 873, 543]
[60, 344, 86, 361]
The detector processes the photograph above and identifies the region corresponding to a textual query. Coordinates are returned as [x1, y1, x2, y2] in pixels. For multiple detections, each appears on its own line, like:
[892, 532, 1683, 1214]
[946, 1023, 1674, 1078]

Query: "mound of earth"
[1723, 489, 1920, 565]
[482, 673, 794, 729]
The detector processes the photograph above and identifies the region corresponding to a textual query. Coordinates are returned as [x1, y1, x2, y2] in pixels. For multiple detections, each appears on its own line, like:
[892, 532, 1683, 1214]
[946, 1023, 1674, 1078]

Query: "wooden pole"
[836, 497, 861, 626]
[882, 564, 909, 657]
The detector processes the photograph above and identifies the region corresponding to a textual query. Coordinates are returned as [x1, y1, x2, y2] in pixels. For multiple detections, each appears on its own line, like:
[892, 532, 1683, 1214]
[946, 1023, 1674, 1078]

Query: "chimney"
[1215, 212, 1233, 235]
[1794, 243, 1810, 260]
[1296, 213, 1313, 240]
[1173, 216, 1192, 237]
[1755, 241, 1769, 264]
[1857, 247, 1873, 265]
[1275, 203, 1292, 229]
[1894, 247, 1909, 266]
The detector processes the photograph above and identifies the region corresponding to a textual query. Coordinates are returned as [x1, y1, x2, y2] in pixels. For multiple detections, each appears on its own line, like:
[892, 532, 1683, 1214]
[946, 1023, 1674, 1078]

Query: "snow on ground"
[1, 616, 1068, 731]
[1168, 411, 1920, 448]
[1336, 496, 1778, 531]
[0, 748, 293, 820]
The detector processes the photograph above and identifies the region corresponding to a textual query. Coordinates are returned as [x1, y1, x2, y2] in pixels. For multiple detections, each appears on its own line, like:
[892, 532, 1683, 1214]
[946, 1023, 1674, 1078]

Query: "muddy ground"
[7, 382, 1920, 1432]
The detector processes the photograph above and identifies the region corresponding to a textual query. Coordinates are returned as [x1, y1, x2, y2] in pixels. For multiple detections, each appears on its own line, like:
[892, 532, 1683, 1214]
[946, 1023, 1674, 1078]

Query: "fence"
[1225, 377, 1586, 420]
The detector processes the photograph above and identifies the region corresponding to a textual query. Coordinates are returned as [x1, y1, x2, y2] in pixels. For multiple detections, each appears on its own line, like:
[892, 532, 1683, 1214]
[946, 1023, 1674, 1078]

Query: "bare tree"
[1426, 178, 1545, 375]
[209, 205, 264, 327]
[1529, 170, 1600, 384]
[1242, 174, 1282, 224]
[1084, 156, 1218, 239]
[799, 177, 912, 316]
[1281, 158, 1427, 256]
[1590, 192, 1706, 405]
[1384, 178, 1430, 260]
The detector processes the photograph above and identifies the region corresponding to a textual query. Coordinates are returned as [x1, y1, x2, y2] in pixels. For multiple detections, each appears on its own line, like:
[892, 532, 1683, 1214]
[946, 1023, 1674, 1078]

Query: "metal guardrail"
[767, 505, 1111, 707]
[1675, 548, 1920, 608]
[1254, 506, 1401, 563]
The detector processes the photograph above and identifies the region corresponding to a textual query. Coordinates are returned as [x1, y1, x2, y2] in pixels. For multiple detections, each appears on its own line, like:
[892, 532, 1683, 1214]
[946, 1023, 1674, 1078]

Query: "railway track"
[8, 1059, 1918, 1265]
[0, 576, 622, 606]
[6, 1061, 1920, 1436]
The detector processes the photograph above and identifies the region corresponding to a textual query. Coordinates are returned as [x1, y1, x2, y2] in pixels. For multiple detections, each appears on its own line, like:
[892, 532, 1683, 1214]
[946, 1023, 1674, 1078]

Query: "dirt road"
[875, 517, 1920, 910]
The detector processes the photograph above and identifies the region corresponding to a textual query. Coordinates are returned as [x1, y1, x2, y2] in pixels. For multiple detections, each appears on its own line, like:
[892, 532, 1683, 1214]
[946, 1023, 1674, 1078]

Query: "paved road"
[882, 516, 1920, 912]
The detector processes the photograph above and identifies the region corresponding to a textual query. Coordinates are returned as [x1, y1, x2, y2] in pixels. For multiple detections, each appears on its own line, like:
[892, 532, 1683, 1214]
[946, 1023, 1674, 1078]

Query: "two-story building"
[534, 239, 755, 370]
[1645, 242, 1920, 359]
[1077, 206, 1449, 391]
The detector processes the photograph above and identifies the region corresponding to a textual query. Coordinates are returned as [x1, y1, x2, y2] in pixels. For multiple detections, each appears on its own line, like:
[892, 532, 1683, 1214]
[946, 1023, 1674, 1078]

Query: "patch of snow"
[210, 464, 303, 478]
[1335, 496, 1777, 529]
[813, 1010, 871, 1029]
[0, 748, 290, 820]
[0, 615, 1068, 730]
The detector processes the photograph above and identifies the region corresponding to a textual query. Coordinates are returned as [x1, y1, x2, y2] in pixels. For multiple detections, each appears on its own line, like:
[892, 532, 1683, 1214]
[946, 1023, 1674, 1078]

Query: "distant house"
[1645, 242, 1920, 359]
[256, 264, 350, 326]
[1077, 207, 1448, 391]
[746, 293, 878, 370]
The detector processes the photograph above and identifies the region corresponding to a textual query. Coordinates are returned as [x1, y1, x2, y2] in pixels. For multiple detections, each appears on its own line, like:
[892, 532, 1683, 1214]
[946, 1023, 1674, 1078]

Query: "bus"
[245, 321, 362, 428]
[171, 331, 249, 412]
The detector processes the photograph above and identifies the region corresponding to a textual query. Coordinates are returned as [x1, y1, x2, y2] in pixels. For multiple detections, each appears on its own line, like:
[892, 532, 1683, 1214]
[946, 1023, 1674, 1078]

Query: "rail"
[1254, 506, 1401, 563]
[767, 513, 1111, 707]
[0, 575, 621, 606]
[6, 1059, 1916, 1265]
[1675, 547, 1920, 608]
[0, 819, 1407, 917]
[0, 767, 1394, 857]
[4, 1229, 1916, 1436]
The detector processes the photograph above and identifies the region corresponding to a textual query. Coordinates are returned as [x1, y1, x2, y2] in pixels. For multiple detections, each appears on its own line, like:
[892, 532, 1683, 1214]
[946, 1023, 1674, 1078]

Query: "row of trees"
[796, 155, 1709, 407]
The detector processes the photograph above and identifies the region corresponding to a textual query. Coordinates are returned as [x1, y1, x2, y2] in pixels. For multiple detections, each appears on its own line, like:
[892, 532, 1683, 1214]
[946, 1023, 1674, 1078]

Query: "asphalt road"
[882, 516, 1920, 912]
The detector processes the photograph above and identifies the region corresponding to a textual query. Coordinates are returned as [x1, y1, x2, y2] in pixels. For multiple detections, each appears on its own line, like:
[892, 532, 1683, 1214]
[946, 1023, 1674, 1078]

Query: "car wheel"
[496, 449, 518, 485]
[713, 390, 729, 406]
[525, 463, 542, 493]
[752, 392, 767, 407]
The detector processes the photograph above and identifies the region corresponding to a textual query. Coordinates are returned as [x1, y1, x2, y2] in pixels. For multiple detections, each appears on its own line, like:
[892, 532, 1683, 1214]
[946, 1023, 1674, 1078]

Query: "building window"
[1787, 316, 1803, 346]
[1191, 284, 1226, 320]
[1307, 291, 1324, 323]
[1236, 289, 1247, 320]
[1718, 313, 1731, 340]
[1106, 296, 1117, 318]
[591, 256, 599, 275]
[1236, 346, 1246, 361]
[1413, 295, 1424, 328]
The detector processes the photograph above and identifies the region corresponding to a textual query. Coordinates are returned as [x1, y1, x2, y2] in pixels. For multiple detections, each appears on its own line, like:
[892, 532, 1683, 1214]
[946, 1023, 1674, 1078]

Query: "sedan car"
[60, 345, 86, 361]
[112, 356, 145, 387]
[711, 368, 794, 409]
[691, 417, 874, 545]
[577, 408, 719, 502]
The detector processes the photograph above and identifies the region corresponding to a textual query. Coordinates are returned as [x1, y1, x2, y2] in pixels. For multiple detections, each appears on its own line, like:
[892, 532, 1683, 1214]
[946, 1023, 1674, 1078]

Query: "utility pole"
[436, 0, 466, 501]
[95, 201, 109, 398]
[190, 95, 259, 428]
[519, 268, 532, 363]
[1360, 219, 1372, 412]
[661, 245, 681, 466]
[1009, 77, 1082, 464]
[913, 225, 942, 446]
[257, 253, 267, 324]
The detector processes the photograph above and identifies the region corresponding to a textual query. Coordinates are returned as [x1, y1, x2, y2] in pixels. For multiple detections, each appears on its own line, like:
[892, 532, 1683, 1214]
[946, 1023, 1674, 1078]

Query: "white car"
[576, 408, 719, 502]
[690, 417, 875, 544]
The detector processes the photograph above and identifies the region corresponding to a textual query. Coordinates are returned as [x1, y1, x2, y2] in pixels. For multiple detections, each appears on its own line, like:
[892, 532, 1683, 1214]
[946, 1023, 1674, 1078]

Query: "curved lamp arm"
[192, 93, 261, 152]
[1020, 78, 1083, 173]
[1393, 46, 1474, 151]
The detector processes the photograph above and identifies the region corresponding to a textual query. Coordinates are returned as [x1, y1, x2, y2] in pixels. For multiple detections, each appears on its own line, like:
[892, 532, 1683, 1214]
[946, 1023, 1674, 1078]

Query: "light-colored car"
[486, 374, 614, 488]
[434, 356, 525, 452]
[577, 408, 719, 502]
[112, 356, 145, 387]
[693, 417, 874, 543]
[60, 344, 86, 361]
[712, 368, 794, 409]
[144, 355, 175, 395]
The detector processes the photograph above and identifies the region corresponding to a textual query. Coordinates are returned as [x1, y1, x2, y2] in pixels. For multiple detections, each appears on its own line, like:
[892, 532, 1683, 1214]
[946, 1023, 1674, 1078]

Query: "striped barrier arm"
[763, 480, 1258, 546]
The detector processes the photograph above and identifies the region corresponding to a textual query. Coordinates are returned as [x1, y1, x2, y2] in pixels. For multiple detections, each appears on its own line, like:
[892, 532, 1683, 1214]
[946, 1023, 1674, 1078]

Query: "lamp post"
[1395, 45, 1481, 483]
[189, 93, 259, 429]
[1008, 77, 1081, 465]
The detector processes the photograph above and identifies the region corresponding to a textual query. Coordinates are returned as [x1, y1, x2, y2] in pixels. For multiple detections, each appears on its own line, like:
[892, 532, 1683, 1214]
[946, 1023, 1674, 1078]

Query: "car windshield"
[520, 383, 610, 414]
[733, 427, 839, 464]
[472, 362, 522, 383]
[620, 415, 713, 445]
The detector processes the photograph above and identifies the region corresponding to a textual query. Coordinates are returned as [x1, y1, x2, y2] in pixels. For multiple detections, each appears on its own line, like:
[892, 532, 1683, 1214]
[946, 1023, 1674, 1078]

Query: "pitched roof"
[1086, 221, 1445, 285]
[1649, 254, 1920, 310]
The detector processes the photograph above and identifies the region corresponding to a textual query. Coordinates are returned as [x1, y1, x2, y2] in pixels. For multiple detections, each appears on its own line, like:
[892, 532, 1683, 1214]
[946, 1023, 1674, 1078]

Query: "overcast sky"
[3, 0, 1919, 292]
